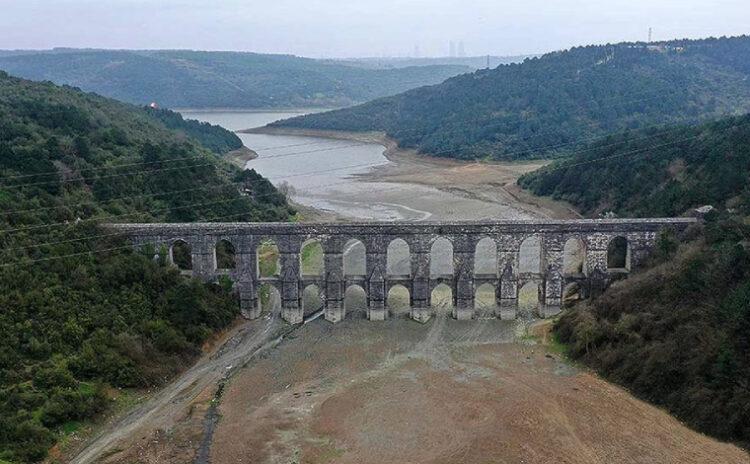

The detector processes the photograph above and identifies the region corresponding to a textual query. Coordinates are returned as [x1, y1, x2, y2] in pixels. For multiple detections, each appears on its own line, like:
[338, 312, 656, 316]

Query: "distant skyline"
[1, 0, 748, 58]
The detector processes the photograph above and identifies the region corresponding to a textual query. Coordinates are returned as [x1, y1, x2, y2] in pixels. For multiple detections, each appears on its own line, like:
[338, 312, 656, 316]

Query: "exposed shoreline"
[245, 126, 582, 220]
[224, 146, 258, 168]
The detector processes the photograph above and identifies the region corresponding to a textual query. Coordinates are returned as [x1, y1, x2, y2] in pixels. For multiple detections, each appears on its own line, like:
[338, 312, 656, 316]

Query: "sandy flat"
[247, 127, 581, 221]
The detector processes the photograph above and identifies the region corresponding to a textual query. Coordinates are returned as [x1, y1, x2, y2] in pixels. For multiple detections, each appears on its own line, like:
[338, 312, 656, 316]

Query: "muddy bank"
[209, 317, 748, 464]
[224, 146, 257, 169]
[247, 126, 581, 220]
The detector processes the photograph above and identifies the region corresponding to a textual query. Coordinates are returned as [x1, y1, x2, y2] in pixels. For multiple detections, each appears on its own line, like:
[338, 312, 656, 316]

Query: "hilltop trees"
[275, 36, 750, 161]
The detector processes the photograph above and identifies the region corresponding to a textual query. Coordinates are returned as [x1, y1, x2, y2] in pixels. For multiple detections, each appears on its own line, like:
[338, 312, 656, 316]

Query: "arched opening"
[430, 237, 454, 277]
[343, 239, 366, 276]
[518, 281, 541, 317]
[519, 236, 541, 274]
[257, 239, 280, 278]
[344, 285, 367, 318]
[563, 238, 586, 276]
[474, 237, 497, 275]
[258, 283, 281, 314]
[300, 239, 324, 277]
[474, 283, 498, 317]
[431, 283, 453, 312]
[387, 238, 411, 276]
[563, 282, 582, 307]
[607, 236, 630, 270]
[302, 284, 324, 317]
[170, 240, 192, 271]
[215, 239, 236, 271]
[387, 284, 411, 316]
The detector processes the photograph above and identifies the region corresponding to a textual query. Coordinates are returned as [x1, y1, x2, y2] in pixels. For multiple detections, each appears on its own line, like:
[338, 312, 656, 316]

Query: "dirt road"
[67, 315, 292, 464]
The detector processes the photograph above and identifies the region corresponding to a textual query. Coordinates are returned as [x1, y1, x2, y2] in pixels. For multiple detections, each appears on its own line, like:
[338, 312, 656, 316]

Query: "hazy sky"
[1, 0, 748, 58]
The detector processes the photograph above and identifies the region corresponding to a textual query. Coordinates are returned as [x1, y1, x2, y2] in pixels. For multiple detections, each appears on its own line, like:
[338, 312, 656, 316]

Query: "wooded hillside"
[518, 110, 750, 448]
[0, 49, 470, 109]
[275, 36, 750, 161]
[0, 72, 292, 462]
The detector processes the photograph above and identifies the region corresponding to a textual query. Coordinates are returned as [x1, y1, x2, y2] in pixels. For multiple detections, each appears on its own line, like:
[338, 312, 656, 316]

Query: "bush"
[555, 218, 750, 445]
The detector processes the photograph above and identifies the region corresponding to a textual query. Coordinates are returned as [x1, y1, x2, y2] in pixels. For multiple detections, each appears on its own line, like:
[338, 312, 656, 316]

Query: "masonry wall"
[108, 219, 697, 324]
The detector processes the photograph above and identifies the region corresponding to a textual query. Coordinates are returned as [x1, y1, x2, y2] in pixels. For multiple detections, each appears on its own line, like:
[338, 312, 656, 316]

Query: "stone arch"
[518, 281, 541, 317]
[387, 238, 411, 276]
[387, 284, 411, 315]
[430, 283, 453, 311]
[518, 235, 542, 274]
[256, 238, 280, 277]
[343, 239, 366, 276]
[344, 285, 367, 317]
[474, 237, 498, 275]
[563, 237, 586, 276]
[258, 283, 281, 313]
[214, 239, 236, 270]
[430, 237, 454, 277]
[169, 239, 192, 271]
[302, 284, 324, 317]
[474, 283, 498, 315]
[300, 239, 325, 277]
[607, 236, 630, 270]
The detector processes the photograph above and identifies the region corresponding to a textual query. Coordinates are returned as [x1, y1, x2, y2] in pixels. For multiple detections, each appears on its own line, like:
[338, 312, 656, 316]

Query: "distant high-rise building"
[458, 41, 466, 57]
[449, 41, 456, 58]
[413, 44, 421, 58]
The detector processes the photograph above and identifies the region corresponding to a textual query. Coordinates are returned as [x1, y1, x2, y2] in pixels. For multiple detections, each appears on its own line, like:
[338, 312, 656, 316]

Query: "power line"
[6, 117, 747, 250]
[0, 84, 698, 187]
[1, 162, 216, 190]
[0, 159, 388, 234]
[2, 117, 706, 218]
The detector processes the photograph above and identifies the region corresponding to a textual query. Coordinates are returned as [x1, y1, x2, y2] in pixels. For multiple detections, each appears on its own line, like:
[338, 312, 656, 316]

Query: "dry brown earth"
[208, 317, 749, 464]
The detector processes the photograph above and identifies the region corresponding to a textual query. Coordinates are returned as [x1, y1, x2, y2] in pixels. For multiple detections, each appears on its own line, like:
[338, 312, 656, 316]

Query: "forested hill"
[274, 36, 750, 161]
[143, 106, 243, 155]
[0, 49, 470, 109]
[518, 113, 750, 217]
[0, 72, 292, 462]
[519, 112, 750, 446]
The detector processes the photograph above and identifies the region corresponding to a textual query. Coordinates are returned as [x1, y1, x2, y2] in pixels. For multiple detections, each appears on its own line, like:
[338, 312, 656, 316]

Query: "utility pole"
[648, 27, 653, 43]
[486, 54, 490, 69]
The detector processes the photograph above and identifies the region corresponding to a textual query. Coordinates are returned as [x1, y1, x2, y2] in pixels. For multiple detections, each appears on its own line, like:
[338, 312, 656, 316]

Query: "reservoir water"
[180, 109, 542, 222]
[179, 109, 419, 220]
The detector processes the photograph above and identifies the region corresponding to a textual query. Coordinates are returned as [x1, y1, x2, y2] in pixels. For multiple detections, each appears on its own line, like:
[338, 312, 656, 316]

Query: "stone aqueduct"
[109, 218, 696, 324]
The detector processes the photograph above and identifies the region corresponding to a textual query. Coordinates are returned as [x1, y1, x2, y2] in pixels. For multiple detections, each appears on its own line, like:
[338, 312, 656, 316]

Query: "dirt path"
[68, 314, 293, 464]
[63, 128, 708, 463]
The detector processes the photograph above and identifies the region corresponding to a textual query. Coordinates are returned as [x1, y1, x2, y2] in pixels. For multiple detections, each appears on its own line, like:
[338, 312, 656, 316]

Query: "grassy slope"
[0, 50, 470, 109]
[274, 36, 750, 161]
[0, 71, 292, 462]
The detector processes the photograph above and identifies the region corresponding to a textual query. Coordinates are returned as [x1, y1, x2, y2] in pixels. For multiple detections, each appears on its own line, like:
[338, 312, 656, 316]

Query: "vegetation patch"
[0, 72, 293, 462]
[276, 36, 750, 161]
[555, 218, 750, 446]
